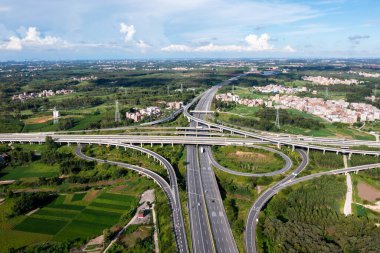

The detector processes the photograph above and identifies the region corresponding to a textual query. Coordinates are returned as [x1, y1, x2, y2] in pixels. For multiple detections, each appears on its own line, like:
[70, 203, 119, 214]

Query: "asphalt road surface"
[245, 149, 309, 253]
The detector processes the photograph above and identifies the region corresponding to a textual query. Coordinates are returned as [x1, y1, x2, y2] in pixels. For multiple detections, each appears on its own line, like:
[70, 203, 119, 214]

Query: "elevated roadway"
[77, 143, 189, 253]
[188, 78, 239, 253]
[182, 79, 380, 157]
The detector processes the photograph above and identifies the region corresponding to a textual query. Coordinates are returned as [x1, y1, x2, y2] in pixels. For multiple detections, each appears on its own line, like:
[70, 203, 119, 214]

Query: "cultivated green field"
[0, 188, 138, 251]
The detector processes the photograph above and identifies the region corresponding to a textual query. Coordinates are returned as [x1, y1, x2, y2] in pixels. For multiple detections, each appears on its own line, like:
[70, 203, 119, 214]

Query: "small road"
[205, 145, 292, 177]
[75, 144, 189, 253]
[245, 149, 309, 253]
[343, 173, 352, 216]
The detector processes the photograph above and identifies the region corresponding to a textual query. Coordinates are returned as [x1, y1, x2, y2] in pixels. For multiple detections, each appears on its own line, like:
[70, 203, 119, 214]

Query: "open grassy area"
[0, 144, 74, 180]
[212, 145, 285, 173]
[0, 161, 60, 180]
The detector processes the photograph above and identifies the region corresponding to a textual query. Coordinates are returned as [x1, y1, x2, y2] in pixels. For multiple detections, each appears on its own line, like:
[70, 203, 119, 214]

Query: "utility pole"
[180, 83, 183, 93]
[325, 87, 329, 100]
[167, 85, 170, 96]
[275, 107, 280, 128]
[115, 100, 121, 122]
[375, 84, 378, 98]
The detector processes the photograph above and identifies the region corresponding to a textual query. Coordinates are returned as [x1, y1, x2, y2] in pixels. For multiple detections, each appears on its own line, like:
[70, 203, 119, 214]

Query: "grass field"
[0, 144, 74, 180]
[212, 145, 284, 173]
[0, 161, 60, 180]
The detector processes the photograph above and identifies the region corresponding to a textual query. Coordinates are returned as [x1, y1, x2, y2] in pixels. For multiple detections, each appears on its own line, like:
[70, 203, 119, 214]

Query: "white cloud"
[120, 23, 136, 42]
[245, 34, 273, 51]
[136, 40, 150, 52]
[161, 44, 192, 52]
[283, 45, 296, 52]
[161, 33, 274, 52]
[3, 36, 22, 50]
[0, 5, 11, 12]
[0, 27, 67, 51]
[23, 27, 62, 46]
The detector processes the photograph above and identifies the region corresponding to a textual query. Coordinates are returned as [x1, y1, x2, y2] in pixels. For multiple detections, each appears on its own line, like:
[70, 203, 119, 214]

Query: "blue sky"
[0, 0, 379, 60]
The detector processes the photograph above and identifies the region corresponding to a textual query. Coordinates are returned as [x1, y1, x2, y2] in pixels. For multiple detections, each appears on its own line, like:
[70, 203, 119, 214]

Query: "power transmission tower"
[275, 107, 280, 128]
[115, 100, 121, 122]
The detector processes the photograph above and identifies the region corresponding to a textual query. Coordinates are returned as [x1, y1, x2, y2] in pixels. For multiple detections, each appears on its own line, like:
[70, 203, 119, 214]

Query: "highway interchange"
[1, 74, 380, 253]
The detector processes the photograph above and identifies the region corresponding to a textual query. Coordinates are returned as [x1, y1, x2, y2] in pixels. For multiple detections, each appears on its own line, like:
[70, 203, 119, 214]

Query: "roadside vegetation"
[257, 176, 380, 253]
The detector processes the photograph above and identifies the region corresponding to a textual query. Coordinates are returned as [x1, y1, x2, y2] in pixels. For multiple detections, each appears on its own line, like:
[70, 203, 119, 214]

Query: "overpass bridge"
[0, 132, 380, 157]
[0, 133, 379, 156]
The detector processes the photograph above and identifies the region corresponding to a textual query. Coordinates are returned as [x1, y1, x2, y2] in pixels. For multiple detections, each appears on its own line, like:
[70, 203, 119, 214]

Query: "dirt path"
[357, 182, 380, 202]
[103, 189, 155, 253]
[343, 173, 352, 216]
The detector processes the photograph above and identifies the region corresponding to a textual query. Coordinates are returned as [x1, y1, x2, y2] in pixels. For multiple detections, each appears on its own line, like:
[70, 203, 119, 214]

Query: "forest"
[258, 176, 380, 253]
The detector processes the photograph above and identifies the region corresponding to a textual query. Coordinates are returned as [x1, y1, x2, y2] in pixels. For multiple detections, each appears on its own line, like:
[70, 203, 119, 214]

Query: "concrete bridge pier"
[151, 143, 153, 147]
[348, 153, 352, 160]
[277, 142, 281, 149]
[292, 145, 295, 152]
[323, 149, 325, 154]
[307, 147, 310, 155]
